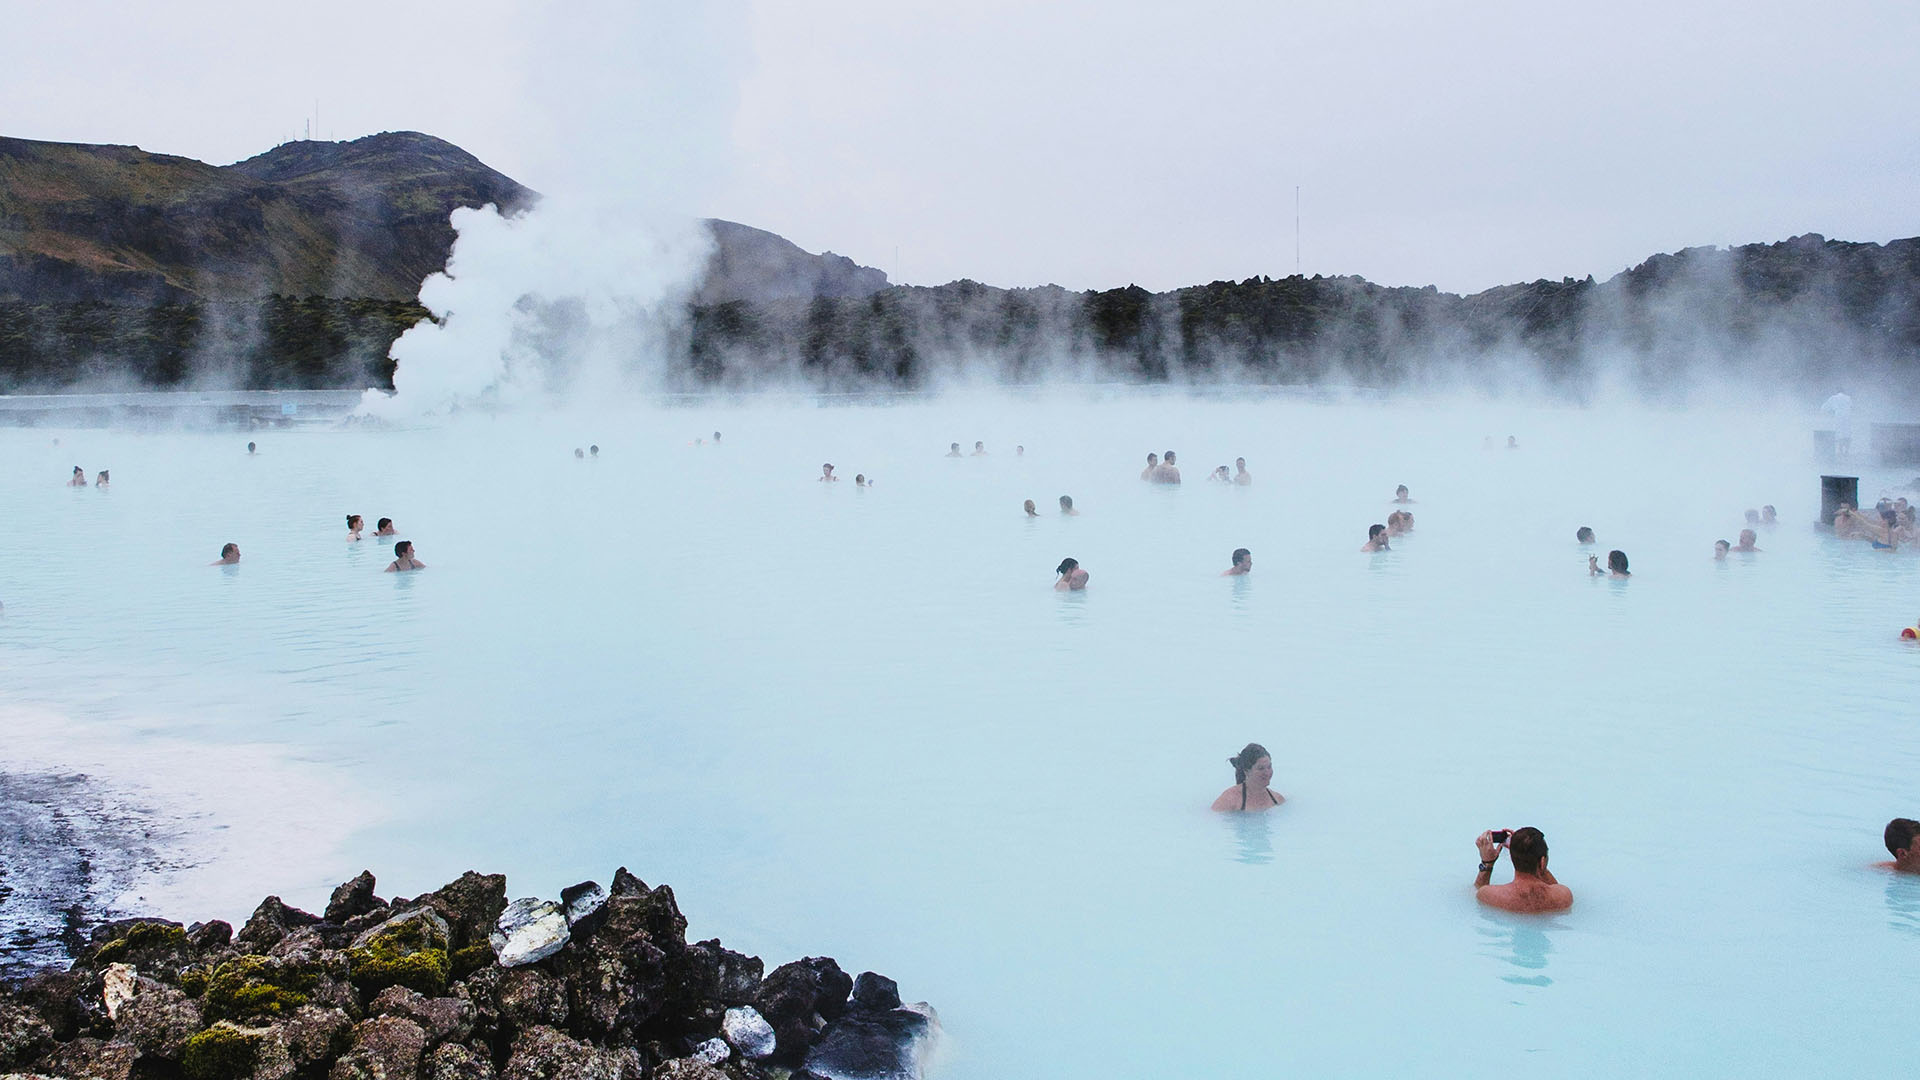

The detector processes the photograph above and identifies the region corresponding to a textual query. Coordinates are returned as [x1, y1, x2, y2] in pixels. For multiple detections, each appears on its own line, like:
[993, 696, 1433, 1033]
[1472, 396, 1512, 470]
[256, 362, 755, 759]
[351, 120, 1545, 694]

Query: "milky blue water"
[4, 392, 1917, 1078]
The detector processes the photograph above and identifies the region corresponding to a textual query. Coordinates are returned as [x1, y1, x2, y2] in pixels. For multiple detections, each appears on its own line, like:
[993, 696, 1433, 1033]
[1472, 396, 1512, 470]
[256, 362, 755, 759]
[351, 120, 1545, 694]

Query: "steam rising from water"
[363, 1, 747, 418]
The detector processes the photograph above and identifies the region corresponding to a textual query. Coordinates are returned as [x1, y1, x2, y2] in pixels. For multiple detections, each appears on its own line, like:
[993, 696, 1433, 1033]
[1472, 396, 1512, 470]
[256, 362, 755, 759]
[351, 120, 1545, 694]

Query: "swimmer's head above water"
[215, 542, 240, 565]
[1059, 494, 1077, 514]
[1224, 547, 1252, 575]
[1053, 557, 1089, 590]
[1885, 818, 1920, 873]
[1211, 743, 1283, 812]
[1024, 499, 1037, 517]
[1576, 526, 1595, 544]
[1714, 540, 1730, 559]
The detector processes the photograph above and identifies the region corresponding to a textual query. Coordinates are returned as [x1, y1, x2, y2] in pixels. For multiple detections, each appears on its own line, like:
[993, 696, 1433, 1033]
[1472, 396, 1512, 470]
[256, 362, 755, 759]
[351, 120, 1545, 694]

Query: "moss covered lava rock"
[201, 956, 318, 1023]
[347, 909, 452, 998]
[181, 1021, 269, 1080]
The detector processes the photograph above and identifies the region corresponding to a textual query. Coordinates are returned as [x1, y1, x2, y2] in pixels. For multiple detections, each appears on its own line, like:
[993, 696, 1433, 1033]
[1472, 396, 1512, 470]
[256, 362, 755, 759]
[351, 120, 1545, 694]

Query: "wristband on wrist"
[1477, 860, 1496, 874]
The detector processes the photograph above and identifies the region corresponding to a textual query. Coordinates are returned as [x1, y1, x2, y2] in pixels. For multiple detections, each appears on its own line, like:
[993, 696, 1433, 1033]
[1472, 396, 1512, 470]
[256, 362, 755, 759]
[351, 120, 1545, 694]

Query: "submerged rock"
[802, 1003, 939, 1080]
[488, 901, 568, 969]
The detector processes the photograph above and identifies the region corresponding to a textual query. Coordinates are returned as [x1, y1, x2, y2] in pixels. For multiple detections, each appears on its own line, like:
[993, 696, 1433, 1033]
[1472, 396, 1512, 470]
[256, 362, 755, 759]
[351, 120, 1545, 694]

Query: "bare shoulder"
[1209, 787, 1241, 812]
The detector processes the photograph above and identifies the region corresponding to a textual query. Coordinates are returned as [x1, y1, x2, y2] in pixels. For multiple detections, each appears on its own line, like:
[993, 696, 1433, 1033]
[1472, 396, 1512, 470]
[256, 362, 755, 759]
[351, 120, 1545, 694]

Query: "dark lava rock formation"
[0, 869, 937, 1080]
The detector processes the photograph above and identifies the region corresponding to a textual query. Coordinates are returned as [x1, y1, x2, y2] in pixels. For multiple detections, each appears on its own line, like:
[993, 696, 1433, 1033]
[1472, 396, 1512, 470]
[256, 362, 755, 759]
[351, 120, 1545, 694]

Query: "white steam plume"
[362, 1, 747, 417]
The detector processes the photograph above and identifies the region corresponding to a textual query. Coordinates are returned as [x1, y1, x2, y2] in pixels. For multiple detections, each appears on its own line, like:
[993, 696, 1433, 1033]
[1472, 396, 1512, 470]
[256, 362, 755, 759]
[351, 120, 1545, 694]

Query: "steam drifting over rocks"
[0, 869, 939, 1080]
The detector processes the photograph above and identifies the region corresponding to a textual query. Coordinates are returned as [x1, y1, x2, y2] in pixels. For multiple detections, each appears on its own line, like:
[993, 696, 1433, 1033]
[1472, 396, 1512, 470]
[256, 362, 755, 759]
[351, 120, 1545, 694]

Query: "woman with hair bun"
[1211, 743, 1285, 812]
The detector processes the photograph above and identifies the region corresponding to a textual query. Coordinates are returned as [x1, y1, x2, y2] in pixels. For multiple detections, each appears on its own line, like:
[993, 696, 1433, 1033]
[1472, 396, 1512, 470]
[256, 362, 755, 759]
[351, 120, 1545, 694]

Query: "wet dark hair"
[589, 445, 599, 454]
[1163, 450, 1176, 461]
[1608, 550, 1630, 574]
[1396, 484, 1408, 494]
[1576, 526, 1594, 542]
[1059, 495, 1073, 509]
[220, 543, 238, 558]
[1228, 743, 1270, 785]
[1232, 547, 1251, 565]
[1368, 524, 1386, 540]
[1715, 539, 1730, 550]
[347, 515, 362, 528]
[823, 463, 833, 470]
[1146, 453, 1158, 463]
[395, 541, 412, 557]
[247, 442, 256, 451]
[72, 465, 83, 474]
[1056, 557, 1078, 575]
[377, 518, 392, 530]
[1885, 818, 1920, 856]
[1508, 827, 1549, 874]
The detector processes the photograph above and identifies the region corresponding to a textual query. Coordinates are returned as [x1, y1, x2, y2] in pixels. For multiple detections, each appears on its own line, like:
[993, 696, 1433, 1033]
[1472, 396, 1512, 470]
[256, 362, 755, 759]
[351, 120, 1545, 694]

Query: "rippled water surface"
[4, 393, 1917, 1078]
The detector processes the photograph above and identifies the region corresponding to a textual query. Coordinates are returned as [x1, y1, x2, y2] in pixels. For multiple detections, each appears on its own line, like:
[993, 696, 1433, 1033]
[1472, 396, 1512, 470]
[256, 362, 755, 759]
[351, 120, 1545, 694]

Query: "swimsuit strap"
[1270, 788, 1281, 806]
[1239, 783, 1247, 811]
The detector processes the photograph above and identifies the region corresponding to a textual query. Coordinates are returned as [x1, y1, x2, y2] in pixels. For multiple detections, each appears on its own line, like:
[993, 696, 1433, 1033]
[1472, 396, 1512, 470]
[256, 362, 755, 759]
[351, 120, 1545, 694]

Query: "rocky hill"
[2, 131, 1915, 399]
[0, 133, 891, 390]
[0, 132, 536, 304]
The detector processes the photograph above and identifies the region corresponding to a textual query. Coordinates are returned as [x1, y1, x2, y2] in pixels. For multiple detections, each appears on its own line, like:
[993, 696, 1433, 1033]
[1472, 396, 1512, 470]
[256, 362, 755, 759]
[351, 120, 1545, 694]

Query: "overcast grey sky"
[4, 1, 1916, 293]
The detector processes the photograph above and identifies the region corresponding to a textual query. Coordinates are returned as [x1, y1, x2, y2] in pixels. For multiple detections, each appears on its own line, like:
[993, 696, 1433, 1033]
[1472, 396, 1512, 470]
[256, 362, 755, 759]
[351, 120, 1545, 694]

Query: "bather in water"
[1211, 743, 1284, 812]
[346, 515, 364, 542]
[1589, 550, 1630, 577]
[1222, 548, 1252, 576]
[211, 543, 241, 566]
[385, 541, 426, 572]
[1362, 524, 1390, 552]
[1054, 558, 1088, 590]
[1140, 453, 1159, 480]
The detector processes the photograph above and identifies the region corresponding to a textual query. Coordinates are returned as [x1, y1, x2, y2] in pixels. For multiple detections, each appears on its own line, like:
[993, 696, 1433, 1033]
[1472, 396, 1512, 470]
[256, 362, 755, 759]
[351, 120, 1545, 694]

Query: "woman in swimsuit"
[1211, 743, 1285, 812]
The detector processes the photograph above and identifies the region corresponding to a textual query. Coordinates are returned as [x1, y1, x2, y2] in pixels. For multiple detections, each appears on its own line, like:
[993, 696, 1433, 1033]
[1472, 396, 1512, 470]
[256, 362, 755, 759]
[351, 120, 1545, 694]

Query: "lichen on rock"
[346, 910, 453, 998]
